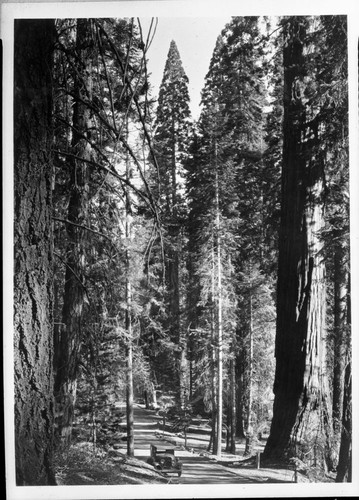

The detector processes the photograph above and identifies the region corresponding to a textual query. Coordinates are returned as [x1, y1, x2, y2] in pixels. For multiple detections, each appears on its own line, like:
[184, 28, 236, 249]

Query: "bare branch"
[54, 149, 152, 206]
[52, 216, 117, 245]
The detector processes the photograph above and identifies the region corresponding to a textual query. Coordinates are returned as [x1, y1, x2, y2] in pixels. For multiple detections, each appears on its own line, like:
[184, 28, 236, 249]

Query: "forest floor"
[54, 403, 335, 486]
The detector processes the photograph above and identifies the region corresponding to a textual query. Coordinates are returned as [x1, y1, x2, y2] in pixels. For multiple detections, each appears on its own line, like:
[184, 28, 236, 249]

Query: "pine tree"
[52, 17, 158, 449]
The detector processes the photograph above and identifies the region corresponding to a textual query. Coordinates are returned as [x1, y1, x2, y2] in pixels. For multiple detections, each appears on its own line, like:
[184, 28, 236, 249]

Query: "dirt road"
[131, 404, 267, 484]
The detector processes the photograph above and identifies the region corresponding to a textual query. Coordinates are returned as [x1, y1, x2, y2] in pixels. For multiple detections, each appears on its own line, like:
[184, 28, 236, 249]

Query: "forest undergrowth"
[54, 443, 170, 485]
[53, 403, 337, 485]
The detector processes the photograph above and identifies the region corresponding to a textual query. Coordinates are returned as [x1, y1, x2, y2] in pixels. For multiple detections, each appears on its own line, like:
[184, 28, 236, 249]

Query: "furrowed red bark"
[14, 19, 56, 485]
[263, 17, 330, 464]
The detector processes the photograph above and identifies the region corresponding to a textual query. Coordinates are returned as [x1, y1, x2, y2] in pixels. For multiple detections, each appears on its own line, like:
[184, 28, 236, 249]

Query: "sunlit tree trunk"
[121, 116, 135, 456]
[125, 163, 135, 457]
[215, 167, 223, 458]
[168, 116, 182, 396]
[332, 242, 349, 464]
[229, 356, 237, 453]
[126, 311, 134, 456]
[209, 236, 217, 454]
[14, 19, 56, 485]
[179, 229, 189, 408]
[244, 286, 254, 456]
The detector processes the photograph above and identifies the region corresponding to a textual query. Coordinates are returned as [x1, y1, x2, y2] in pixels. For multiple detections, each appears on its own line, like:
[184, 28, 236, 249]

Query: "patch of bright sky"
[139, 17, 230, 120]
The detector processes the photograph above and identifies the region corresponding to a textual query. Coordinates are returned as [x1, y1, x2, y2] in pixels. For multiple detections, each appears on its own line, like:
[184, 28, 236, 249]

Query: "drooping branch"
[54, 149, 151, 206]
[52, 216, 117, 244]
[95, 21, 162, 188]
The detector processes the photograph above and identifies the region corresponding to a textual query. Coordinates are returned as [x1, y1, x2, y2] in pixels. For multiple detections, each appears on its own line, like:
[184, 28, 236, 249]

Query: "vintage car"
[147, 444, 183, 477]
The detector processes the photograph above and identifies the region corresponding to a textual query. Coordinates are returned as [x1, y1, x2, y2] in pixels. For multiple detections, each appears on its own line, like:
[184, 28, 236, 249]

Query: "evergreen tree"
[186, 17, 272, 456]
[152, 40, 192, 405]
[52, 17, 158, 449]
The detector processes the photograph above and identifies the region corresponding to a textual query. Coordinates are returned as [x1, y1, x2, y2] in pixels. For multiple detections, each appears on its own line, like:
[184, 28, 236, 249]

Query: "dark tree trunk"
[263, 17, 330, 465]
[235, 356, 245, 439]
[54, 18, 93, 446]
[14, 19, 56, 485]
[336, 361, 351, 482]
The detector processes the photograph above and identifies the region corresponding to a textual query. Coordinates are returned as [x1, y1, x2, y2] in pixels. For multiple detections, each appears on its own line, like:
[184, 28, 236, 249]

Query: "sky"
[139, 17, 230, 119]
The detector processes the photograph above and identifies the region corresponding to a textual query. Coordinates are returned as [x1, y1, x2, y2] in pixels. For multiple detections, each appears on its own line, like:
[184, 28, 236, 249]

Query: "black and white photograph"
[2, 0, 359, 498]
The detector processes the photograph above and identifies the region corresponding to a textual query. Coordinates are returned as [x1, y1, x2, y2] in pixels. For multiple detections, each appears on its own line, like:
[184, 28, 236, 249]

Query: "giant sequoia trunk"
[14, 19, 56, 485]
[263, 18, 330, 464]
[54, 19, 93, 446]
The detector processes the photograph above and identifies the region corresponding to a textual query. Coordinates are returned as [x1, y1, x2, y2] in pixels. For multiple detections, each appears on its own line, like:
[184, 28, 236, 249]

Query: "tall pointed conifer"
[154, 40, 192, 405]
[186, 17, 269, 457]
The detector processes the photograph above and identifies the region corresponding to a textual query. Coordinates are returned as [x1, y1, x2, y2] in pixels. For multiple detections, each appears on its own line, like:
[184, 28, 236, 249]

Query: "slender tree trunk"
[235, 355, 246, 439]
[166, 115, 185, 403]
[179, 228, 188, 407]
[332, 242, 349, 464]
[244, 287, 254, 456]
[210, 318, 218, 454]
[54, 19, 93, 447]
[125, 123, 135, 457]
[209, 236, 218, 454]
[215, 147, 223, 459]
[263, 18, 330, 465]
[14, 19, 56, 485]
[229, 356, 237, 453]
[189, 338, 194, 400]
[215, 225, 223, 457]
[126, 337, 135, 456]
[336, 361, 351, 482]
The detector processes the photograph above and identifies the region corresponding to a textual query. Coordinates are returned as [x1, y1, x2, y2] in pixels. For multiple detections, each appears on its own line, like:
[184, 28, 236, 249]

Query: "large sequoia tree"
[14, 19, 56, 485]
[263, 17, 331, 464]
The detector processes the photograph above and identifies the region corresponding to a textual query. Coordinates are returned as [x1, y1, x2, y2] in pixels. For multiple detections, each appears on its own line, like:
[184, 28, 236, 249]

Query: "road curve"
[132, 404, 259, 484]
